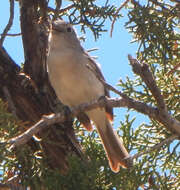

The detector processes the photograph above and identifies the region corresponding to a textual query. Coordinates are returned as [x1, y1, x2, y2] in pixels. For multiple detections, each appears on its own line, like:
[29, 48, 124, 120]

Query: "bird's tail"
[87, 109, 131, 173]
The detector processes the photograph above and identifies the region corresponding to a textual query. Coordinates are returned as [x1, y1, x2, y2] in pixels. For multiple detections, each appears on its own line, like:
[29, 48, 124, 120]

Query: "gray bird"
[47, 20, 130, 172]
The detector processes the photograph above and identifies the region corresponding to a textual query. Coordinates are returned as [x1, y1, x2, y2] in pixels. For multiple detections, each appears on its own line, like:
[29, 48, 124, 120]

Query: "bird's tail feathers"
[88, 109, 131, 172]
[97, 121, 130, 172]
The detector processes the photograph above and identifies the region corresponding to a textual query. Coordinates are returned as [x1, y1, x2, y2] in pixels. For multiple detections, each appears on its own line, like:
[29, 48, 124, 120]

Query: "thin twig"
[48, 4, 75, 15]
[0, 33, 21, 37]
[87, 48, 99, 52]
[167, 62, 180, 76]
[110, 0, 130, 37]
[127, 134, 178, 161]
[0, 0, 14, 45]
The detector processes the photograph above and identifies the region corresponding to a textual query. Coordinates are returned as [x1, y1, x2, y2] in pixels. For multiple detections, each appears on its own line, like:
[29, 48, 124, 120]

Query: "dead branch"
[9, 113, 66, 149]
[8, 96, 150, 149]
[128, 55, 166, 110]
[0, 0, 14, 45]
[128, 55, 180, 135]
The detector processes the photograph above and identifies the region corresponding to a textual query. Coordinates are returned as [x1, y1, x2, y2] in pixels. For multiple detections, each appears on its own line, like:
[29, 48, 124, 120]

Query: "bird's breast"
[47, 48, 104, 107]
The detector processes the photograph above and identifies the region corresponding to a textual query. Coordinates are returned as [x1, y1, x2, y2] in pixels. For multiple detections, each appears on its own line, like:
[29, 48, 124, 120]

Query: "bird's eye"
[67, 27, 72, 32]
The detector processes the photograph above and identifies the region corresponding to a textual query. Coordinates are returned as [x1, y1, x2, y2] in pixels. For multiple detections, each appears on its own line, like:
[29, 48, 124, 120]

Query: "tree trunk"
[0, 0, 82, 183]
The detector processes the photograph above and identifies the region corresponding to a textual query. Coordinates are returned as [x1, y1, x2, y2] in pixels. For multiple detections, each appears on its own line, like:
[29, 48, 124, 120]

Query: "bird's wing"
[84, 51, 113, 121]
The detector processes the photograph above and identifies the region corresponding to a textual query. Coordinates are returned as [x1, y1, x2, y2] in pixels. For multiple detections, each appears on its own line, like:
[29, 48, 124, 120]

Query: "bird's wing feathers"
[84, 51, 113, 121]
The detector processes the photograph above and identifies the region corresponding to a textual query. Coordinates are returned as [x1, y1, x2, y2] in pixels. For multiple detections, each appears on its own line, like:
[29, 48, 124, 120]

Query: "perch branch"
[9, 93, 180, 149]
[8, 97, 156, 149]
[0, 0, 14, 45]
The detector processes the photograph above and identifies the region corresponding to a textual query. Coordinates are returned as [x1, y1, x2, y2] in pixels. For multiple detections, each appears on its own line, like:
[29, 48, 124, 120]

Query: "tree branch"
[53, 0, 62, 19]
[127, 55, 180, 135]
[127, 134, 178, 161]
[110, 0, 130, 37]
[0, 0, 14, 45]
[8, 97, 121, 149]
[47, 4, 75, 15]
[0, 33, 21, 37]
[9, 113, 64, 149]
[128, 55, 166, 110]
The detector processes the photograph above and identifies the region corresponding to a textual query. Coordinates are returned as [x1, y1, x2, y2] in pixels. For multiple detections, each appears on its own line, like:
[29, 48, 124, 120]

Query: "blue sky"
[0, 0, 149, 129]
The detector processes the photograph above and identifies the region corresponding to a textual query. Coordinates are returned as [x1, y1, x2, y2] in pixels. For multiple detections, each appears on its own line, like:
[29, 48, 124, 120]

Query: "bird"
[47, 20, 130, 173]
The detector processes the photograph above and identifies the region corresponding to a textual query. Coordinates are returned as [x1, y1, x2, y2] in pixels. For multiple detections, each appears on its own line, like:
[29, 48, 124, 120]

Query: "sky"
[0, 0, 149, 129]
